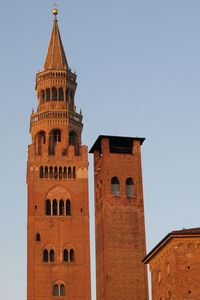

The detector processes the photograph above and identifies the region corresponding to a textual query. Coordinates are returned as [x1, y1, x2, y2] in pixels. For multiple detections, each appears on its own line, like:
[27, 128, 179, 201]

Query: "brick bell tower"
[90, 135, 149, 300]
[27, 8, 91, 300]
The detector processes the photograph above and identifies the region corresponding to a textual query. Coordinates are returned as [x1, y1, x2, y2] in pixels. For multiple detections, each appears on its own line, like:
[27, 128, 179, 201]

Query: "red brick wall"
[93, 137, 149, 300]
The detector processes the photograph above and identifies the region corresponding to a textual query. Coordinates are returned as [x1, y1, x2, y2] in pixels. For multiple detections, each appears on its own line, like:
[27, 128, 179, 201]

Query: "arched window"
[54, 166, 58, 179]
[60, 285, 65, 296]
[70, 90, 74, 105]
[59, 87, 64, 101]
[43, 249, 48, 262]
[59, 167, 62, 179]
[63, 167, 67, 179]
[66, 200, 71, 216]
[63, 249, 68, 262]
[126, 178, 134, 196]
[40, 166, 43, 178]
[41, 90, 45, 103]
[52, 87, 57, 101]
[68, 167, 71, 179]
[53, 284, 59, 296]
[53, 199, 57, 215]
[49, 166, 53, 179]
[66, 88, 69, 102]
[46, 199, 51, 215]
[59, 199, 64, 215]
[49, 129, 61, 155]
[50, 249, 55, 262]
[45, 166, 48, 178]
[46, 88, 50, 101]
[36, 233, 40, 241]
[36, 131, 46, 155]
[73, 167, 76, 179]
[69, 131, 79, 155]
[111, 177, 120, 195]
[70, 249, 74, 262]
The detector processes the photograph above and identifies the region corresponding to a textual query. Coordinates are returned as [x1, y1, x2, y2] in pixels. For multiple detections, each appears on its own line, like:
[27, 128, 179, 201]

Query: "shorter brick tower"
[90, 135, 149, 300]
[143, 228, 200, 300]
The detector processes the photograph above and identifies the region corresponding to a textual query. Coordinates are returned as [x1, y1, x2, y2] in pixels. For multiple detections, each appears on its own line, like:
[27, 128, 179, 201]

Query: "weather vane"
[52, 2, 58, 17]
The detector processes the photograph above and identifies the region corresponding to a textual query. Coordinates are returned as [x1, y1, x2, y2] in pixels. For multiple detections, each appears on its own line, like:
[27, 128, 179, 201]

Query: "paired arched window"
[63, 248, 75, 262]
[46, 199, 71, 216]
[111, 177, 120, 195]
[126, 178, 134, 196]
[66, 200, 71, 216]
[53, 284, 65, 296]
[43, 249, 55, 262]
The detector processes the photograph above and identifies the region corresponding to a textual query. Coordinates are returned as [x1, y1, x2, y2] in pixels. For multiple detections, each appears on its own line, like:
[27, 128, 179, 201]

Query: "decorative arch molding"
[45, 185, 71, 201]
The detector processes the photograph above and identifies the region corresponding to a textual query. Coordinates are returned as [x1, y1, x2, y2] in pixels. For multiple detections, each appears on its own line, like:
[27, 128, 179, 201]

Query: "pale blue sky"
[1, 1, 200, 299]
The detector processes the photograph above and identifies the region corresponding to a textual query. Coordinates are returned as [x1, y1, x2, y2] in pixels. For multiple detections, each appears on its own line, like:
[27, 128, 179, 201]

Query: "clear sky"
[1, 0, 200, 299]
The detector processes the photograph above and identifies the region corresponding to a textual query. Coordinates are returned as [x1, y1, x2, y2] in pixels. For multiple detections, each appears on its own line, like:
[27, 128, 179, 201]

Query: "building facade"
[90, 135, 149, 300]
[27, 9, 91, 300]
[143, 228, 200, 300]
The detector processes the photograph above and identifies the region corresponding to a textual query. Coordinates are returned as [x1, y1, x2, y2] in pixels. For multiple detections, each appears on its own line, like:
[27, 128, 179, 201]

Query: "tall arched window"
[40, 166, 44, 178]
[70, 91, 74, 105]
[59, 87, 64, 101]
[46, 88, 50, 101]
[54, 166, 58, 179]
[43, 249, 48, 262]
[63, 167, 67, 179]
[53, 284, 59, 296]
[41, 90, 45, 103]
[73, 167, 76, 179]
[65, 88, 69, 102]
[59, 199, 64, 216]
[63, 249, 68, 262]
[59, 167, 62, 179]
[49, 129, 61, 155]
[126, 178, 134, 196]
[68, 167, 71, 179]
[45, 166, 48, 178]
[60, 285, 65, 296]
[37, 131, 46, 155]
[66, 200, 71, 216]
[50, 249, 55, 262]
[70, 249, 74, 262]
[111, 177, 120, 195]
[46, 199, 51, 215]
[53, 199, 57, 215]
[52, 87, 57, 101]
[69, 131, 79, 155]
[49, 166, 53, 179]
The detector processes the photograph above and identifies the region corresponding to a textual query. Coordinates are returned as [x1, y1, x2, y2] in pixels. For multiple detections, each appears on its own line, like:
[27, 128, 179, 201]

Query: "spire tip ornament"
[53, 3, 58, 18]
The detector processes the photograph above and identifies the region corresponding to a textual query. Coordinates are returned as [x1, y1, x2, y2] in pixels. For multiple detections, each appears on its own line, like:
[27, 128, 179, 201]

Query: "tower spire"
[44, 7, 68, 71]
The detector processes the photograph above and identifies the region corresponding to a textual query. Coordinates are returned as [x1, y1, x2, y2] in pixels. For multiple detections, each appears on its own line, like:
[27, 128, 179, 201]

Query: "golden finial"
[53, 3, 58, 18]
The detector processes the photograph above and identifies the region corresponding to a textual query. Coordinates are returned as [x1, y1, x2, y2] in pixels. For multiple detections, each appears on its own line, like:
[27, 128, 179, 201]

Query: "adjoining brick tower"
[90, 135, 149, 300]
[27, 8, 91, 300]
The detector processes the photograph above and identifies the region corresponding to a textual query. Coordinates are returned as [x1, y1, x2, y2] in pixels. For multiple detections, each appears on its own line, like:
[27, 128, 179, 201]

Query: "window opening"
[63, 249, 68, 262]
[73, 166, 76, 179]
[69, 131, 79, 155]
[70, 249, 74, 262]
[52, 87, 57, 101]
[46, 199, 51, 215]
[50, 249, 55, 262]
[46, 88, 50, 101]
[53, 284, 59, 296]
[53, 199, 58, 215]
[60, 285, 65, 296]
[36, 233, 40, 241]
[54, 166, 58, 179]
[59, 167, 62, 179]
[59, 87, 64, 101]
[43, 249, 48, 262]
[68, 167, 71, 179]
[66, 200, 71, 216]
[126, 178, 134, 196]
[40, 166, 43, 178]
[111, 177, 120, 195]
[59, 199, 64, 215]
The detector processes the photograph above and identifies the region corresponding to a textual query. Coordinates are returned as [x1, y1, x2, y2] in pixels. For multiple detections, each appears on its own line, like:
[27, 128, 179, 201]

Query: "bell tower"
[27, 9, 91, 300]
